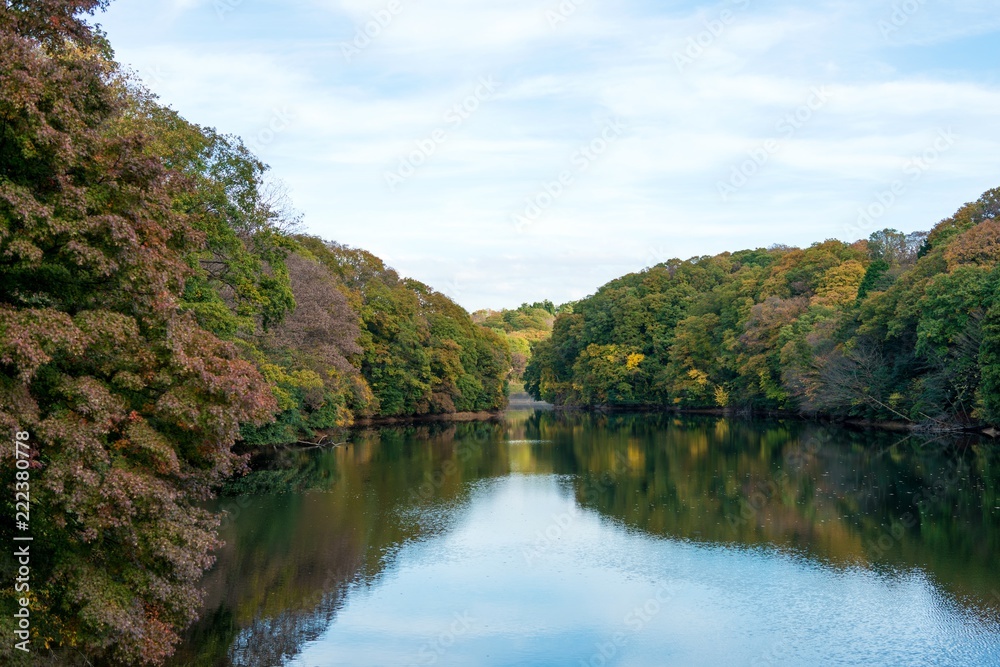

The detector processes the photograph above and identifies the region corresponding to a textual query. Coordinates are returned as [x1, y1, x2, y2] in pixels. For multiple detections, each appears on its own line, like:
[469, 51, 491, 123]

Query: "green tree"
[527, 193, 1000, 428]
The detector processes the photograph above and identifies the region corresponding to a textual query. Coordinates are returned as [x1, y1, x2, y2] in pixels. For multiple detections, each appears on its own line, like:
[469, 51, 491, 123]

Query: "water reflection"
[170, 413, 1000, 666]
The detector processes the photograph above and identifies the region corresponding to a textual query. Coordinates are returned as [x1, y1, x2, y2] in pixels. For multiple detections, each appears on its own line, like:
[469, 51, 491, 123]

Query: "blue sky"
[96, 0, 1000, 310]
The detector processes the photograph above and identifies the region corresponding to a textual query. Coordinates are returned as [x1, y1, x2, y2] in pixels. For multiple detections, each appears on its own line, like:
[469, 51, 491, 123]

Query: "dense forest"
[526, 193, 1000, 429]
[0, 2, 507, 664]
[473, 301, 560, 389]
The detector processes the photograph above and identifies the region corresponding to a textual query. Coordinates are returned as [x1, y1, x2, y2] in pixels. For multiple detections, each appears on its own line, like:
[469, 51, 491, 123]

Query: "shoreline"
[348, 393, 555, 428]
[544, 403, 998, 437]
[278, 401, 997, 447]
[350, 410, 506, 427]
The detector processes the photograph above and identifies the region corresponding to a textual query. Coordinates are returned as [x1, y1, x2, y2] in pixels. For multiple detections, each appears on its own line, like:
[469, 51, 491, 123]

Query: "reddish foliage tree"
[0, 2, 277, 664]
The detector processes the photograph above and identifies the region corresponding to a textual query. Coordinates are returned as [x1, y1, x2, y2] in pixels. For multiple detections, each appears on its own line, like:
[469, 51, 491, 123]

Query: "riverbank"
[506, 392, 554, 410]
[278, 402, 994, 452]
[351, 410, 505, 427]
[348, 393, 553, 427]
[540, 403, 998, 437]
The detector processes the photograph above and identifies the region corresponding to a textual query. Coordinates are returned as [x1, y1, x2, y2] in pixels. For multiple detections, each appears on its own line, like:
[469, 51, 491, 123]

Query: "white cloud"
[97, 0, 1000, 309]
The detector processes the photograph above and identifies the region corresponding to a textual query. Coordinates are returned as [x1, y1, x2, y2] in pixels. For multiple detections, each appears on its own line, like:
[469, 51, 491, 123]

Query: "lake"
[170, 411, 1000, 666]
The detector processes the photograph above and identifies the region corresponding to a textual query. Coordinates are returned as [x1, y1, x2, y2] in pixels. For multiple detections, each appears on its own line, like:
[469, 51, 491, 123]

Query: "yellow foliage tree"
[811, 260, 867, 307]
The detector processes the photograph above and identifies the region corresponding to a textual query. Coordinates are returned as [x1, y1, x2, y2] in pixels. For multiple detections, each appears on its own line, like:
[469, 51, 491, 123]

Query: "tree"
[811, 260, 866, 308]
[977, 267, 1000, 424]
[857, 259, 890, 301]
[572, 344, 645, 405]
[867, 228, 909, 264]
[295, 237, 509, 418]
[0, 4, 279, 663]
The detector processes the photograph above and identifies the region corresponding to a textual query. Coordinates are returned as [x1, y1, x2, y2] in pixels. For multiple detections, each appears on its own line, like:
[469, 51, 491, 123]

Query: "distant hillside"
[526, 188, 1000, 429]
[473, 301, 566, 391]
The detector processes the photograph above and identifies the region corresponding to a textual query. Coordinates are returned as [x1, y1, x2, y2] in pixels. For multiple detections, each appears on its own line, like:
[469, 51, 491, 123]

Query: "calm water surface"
[171, 412, 1000, 666]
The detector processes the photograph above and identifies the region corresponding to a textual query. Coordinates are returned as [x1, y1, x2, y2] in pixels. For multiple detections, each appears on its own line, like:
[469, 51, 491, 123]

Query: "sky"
[95, 0, 1000, 311]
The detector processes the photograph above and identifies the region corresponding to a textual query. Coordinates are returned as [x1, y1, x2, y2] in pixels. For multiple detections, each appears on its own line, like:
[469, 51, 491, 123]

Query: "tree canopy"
[526, 195, 1000, 429]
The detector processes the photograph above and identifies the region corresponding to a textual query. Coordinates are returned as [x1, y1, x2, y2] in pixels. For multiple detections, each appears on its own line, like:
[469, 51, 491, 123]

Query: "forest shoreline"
[350, 410, 506, 427]
[285, 403, 999, 452]
[539, 403, 998, 437]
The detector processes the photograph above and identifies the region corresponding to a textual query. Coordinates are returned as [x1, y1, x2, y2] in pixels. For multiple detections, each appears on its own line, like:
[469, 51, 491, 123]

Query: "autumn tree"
[295, 236, 510, 420]
[527, 192, 1000, 428]
[0, 2, 277, 663]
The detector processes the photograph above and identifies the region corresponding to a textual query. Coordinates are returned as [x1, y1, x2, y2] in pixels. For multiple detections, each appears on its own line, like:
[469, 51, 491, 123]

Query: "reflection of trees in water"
[171, 414, 1000, 664]
[521, 413, 1000, 611]
[229, 589, 349, 667]
[169, 499, 366, 667]
[169, 421, 511, 666]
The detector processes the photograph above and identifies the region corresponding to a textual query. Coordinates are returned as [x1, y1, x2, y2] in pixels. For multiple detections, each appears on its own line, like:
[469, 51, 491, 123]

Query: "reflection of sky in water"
[287, 475, 1000, 667]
